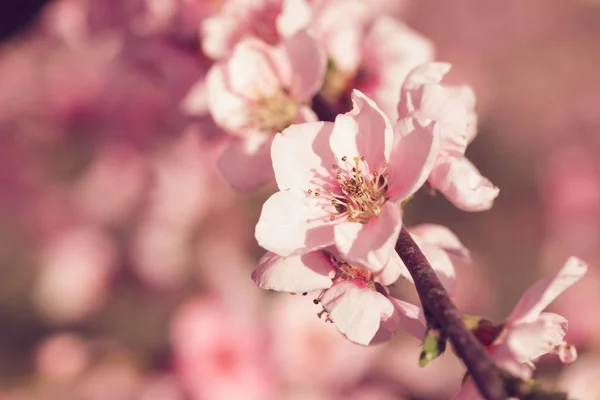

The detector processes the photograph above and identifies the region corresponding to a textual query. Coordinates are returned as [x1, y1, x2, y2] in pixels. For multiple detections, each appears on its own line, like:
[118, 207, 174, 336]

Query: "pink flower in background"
[281, 0, 433, 117]
[35, 333, 91, 382]
[279, 0, 374, 73]
[170, 296, 274, 400]
[131, 130, 232, 289]
[255, 90, 439, 272]
[207, 30, 326, 189]
[252, 249, 425, 345]
[202, 0, 285, 60]
[355, 16, 434, 119]
[72, 145, 149, 225]
[398, 62, 499, 211]
[41, 0, 89, 47]
[32, 226, 118, 324]
[454, 257, 587, 399]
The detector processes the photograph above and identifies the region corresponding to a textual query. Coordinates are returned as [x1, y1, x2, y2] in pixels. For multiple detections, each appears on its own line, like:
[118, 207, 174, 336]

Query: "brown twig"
[395, 226, 508, 400]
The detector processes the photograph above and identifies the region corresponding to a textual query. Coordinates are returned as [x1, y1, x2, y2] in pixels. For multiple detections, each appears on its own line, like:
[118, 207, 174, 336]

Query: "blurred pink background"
[1, 0, 599, 399]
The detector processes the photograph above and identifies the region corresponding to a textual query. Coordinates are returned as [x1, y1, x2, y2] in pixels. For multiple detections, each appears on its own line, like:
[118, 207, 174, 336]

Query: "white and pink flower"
[207, 29, 326, 189]
[454, 257, 587, 399]
[255, 90, 439, 272]
[252, 249, 425, 345]
[398, 62, 499, 212]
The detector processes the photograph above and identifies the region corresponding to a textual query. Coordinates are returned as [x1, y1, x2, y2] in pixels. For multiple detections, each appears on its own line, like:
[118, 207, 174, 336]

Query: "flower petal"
[398, 62, 474, 157]
[180, 78, 208, 116]
[398, 62, 451, 117]
[321, 281, 394, 346]
[276, 0, 312, 37]
[373, 251, 404, 286]
[224, 39, 281, 100]
[389, 297, 426, 340]
[503, 312, 568, 364]
[330, 90, 394, 172]
[251, 251, 335, 292]
[507, 257, 587, 324]
[217, 135, 274, 190]
[360, 17, 434, 119]
[255, 188, 335, 256]
[416, 243, 456, 295]
[400, 62, 452, 94]
[451, 379, 480, 400]
[206, 65, 251, 134]
[429, 156, 499, 212]
[386, 117, 439, 201]
[282, 30, 326, 101]
[271, 121, 337, 191]
[327, 25, 363, 72]
[555, 342, 578, 364]
[334, 201, 401, 272]
[295, 105, 318, 123]
[409, 224, 471, 262]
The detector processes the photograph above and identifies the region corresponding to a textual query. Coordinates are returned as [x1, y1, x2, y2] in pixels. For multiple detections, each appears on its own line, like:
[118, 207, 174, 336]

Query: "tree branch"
[395, 226, 508, 400]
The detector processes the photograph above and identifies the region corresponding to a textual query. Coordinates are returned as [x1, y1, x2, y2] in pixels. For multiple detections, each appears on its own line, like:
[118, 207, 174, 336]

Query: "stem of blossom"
[395, 227, 508, 400]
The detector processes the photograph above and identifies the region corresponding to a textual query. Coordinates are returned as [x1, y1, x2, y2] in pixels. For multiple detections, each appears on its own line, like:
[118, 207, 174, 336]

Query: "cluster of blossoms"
[191, 0, 590, 397]
[0, 0, 594, 399]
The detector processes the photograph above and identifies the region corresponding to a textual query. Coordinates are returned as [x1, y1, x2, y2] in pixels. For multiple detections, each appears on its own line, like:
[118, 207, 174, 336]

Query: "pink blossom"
[201, 0, 285, 60]
[207, 30, 326, 189]
[34, 333, 91, 382]
[170, 296, 274, 400]
[72, 145, 149, 225]
[398, 62, 499, 211]
[255, 90, 439, 271]
[32, 226, 118, 324]
[282, 1, 433, 118]
[41, 0, 89, 47]
[252, 249, 425, 345]
[454, 257, 587, 399]
[280, 0, 375, 72]
[356, 17, 434, 119]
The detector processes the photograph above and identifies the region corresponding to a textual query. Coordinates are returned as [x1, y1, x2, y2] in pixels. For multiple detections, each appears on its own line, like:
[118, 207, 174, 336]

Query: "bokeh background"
[1, 0, 600, 399]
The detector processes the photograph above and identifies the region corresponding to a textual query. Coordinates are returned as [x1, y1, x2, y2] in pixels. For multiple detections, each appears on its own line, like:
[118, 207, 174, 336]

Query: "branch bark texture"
[395, 226, 508, 400]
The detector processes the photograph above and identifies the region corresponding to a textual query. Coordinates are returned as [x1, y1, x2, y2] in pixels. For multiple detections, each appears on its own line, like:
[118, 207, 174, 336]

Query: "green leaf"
[419, 327, 447, 367]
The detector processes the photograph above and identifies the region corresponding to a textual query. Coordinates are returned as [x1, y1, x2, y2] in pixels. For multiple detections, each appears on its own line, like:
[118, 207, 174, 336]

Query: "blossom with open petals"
[454, 257, 587, 399]
[207, 30, 326, 189]
[252, 249, 424, 345]
[255, 90, 439, 272]
[398, 62, 499, 211]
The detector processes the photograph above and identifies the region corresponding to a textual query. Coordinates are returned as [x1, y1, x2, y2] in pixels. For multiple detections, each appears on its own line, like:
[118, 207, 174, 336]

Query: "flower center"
[250, 89, 298, 134]
[312, 256, 389, 320]
[308, 155, 389, 224]
[335, 262, 375, 289]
